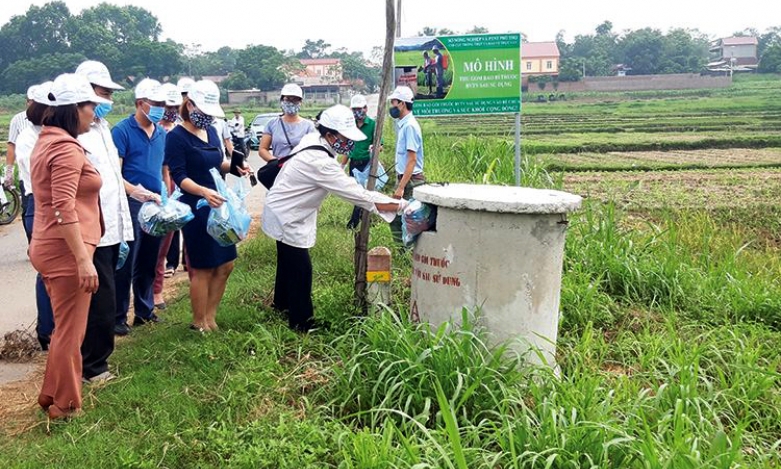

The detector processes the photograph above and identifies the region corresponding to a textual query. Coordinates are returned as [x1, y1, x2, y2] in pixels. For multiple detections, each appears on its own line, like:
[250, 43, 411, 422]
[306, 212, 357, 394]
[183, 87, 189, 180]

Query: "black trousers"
[116, 198, 162, 324]
[273, 241, 313, 331]
[82, 244, 118, 379]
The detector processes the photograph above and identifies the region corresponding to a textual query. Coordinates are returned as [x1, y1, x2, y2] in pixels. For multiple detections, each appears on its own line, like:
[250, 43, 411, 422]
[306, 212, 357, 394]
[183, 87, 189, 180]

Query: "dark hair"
[26, 102, 49, 126]
[42, 99, 84, 138]
[179, 96, 193, 123]
[401, 101, 414, 111]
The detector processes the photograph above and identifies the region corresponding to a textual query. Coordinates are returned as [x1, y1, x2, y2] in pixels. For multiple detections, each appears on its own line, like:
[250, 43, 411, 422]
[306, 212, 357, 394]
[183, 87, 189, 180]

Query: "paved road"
[0, 149, 266, 340]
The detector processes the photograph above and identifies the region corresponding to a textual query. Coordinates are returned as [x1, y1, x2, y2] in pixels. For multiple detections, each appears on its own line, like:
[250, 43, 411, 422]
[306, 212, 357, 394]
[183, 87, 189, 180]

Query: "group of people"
[421, 45, 447, 98]
[3, 58, 424, 419]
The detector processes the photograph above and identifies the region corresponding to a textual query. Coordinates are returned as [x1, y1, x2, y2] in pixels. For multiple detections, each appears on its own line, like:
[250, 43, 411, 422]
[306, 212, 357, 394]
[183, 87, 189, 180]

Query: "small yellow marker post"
[366, 247, 392, 313]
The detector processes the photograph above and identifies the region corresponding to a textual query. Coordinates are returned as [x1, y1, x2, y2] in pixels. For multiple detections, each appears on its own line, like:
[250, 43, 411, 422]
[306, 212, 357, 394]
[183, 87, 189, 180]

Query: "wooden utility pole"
[396, 0, 402, 38]
[354, 0, 397, 312]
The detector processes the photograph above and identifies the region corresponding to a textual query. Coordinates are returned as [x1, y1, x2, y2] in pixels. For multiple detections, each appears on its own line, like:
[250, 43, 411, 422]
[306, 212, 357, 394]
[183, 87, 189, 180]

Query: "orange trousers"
[30, 238, 92, 415]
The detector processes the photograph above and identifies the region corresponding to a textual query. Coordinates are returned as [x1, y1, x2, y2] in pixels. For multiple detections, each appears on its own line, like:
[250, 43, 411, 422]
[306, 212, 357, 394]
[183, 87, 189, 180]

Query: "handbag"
[256, 145, 329, 190]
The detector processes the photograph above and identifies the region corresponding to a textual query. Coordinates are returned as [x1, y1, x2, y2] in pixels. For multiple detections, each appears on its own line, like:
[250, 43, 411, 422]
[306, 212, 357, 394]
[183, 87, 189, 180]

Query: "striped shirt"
[8, 111, 31, 144]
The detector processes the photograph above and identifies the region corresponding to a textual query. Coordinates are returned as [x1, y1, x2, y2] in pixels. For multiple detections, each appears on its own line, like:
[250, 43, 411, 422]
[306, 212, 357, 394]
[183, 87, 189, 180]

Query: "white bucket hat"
[177, 77, 195, 94]
[75, 60, 124, 90]
[160, 83, 183, 106]
[350, 94, 368, 108]
[319, 104, 367, 141]
[26, 84, 39, 100]
[135, 78, 166, 101]
[31, 81, 54, 105]
[188, 80, 224, 118]
[49, 73, 112, 106]
[280, 83, 303, 99]
[388, 85, 414, 103]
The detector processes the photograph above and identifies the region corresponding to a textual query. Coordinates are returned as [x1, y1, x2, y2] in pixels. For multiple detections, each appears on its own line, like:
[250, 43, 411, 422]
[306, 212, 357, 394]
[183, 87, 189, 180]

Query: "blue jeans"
[115, 198, 162, 324]
[24, 192, 55, 349]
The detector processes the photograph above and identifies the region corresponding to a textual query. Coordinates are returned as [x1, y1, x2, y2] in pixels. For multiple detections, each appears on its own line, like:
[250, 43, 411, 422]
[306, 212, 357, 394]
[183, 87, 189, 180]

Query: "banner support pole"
[515, 112, 521, 187]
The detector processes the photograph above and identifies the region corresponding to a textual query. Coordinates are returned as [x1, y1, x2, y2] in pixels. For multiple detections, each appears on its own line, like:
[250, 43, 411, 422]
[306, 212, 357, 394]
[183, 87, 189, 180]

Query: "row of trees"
[556, 21, 781, 80]
[0, 2, 183, 94]
[0, 2, 382, 95]
[2, 3, 780, 95]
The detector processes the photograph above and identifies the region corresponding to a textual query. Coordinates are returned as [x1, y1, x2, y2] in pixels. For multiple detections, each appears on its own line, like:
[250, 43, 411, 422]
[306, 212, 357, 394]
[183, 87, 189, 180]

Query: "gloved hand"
[397, 199, 410, 214]
[3, 166, 14, 189]
[129, 184, 162, 204]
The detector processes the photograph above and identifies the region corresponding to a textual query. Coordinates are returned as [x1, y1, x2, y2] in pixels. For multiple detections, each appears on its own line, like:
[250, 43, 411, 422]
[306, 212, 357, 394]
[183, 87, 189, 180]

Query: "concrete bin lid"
[413, 184, 582, 214]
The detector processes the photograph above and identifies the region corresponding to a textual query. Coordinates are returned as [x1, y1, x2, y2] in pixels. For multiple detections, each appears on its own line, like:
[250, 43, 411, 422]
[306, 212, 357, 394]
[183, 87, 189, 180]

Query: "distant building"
[292, 58, 352, 102]
[522, 42, 560, 77]
[707, 37, 758, 72]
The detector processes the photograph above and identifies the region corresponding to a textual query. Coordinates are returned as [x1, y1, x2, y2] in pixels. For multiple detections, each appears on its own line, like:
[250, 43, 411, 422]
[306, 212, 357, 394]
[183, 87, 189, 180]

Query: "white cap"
[350, 94, 368, 108]
[177, 77, 195, 94]
[318, 104, 367, 141]
[49, 73, 112, 106]
[160, 83, 183, 106]
[188, 80, 224, 118]
[31, 81, 53, 105]
[135, 78, 166, 101]
[280, 83, 303, 99]
[388, 85, 414, 103]
[75, 60, 124, 90]
[26, 84, 40, 100]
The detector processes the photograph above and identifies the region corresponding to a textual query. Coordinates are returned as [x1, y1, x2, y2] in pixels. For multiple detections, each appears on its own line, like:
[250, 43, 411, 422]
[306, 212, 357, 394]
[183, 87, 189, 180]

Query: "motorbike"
[0, 182, 22, 226]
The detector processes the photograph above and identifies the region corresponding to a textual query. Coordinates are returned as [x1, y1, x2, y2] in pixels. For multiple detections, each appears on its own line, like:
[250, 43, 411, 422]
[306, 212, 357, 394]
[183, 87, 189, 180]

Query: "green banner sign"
[394, 33, 522, 116]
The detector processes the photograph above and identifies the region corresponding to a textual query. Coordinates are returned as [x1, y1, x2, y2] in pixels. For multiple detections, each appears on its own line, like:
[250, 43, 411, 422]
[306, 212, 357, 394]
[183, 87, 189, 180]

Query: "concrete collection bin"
[409, 183, 582, 366]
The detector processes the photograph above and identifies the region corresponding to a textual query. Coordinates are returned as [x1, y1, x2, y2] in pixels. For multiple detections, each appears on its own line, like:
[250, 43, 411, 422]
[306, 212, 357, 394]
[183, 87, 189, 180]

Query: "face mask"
[163, 109, 179, 122]
[281, 101, 301, 115]
[353, 109, 367, 120]
[190, 108, 214, 130]
[94, 102, 112, 119]
[389, 106, 401, 119]
[145, 104, 164, 124]
[331, 136, 355, 155]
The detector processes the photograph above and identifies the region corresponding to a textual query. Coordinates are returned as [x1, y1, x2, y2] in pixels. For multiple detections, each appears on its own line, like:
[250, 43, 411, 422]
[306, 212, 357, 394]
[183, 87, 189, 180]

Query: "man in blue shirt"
[112, 78, 167, 335]
[388, 85, 425, 244]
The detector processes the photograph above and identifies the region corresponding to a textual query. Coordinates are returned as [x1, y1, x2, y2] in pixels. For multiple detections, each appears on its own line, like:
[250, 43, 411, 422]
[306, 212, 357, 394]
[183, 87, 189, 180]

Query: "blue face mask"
[145, 105, 165, 124]
[389, 106, 401, 119]
[94, 102, 113, 119]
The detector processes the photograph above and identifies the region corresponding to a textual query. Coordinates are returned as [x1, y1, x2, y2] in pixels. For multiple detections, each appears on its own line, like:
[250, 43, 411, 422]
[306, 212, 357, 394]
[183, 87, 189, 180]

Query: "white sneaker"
[85, 371, 116, 384]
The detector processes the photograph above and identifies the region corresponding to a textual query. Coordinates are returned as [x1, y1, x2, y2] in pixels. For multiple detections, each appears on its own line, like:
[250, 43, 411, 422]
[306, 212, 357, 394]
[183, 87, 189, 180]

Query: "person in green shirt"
[342, 94, 381, 229]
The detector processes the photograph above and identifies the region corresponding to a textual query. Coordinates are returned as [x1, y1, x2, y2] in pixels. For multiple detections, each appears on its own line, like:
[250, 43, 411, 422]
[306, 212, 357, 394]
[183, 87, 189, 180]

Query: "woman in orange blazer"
[29, 73, 110, 420]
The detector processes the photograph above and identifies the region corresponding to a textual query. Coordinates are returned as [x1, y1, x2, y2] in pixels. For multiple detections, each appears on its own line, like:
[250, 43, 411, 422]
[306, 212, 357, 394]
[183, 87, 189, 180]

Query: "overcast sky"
[2, 0, 780, 56]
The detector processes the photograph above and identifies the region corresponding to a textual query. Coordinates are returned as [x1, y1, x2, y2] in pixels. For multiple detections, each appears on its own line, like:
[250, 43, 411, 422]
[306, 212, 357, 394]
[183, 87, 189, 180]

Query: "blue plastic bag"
[116, 241, 130, 270]
[138, 185, 194, 237]
[352, 161, 389, 192]
[196, 169, 251, 247]
[401, 199, 436, 245]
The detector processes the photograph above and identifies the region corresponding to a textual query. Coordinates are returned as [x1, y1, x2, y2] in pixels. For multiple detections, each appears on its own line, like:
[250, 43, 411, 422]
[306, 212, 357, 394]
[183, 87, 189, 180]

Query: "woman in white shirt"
[262, 105, 404, 332]
[14, 81, 55, 351]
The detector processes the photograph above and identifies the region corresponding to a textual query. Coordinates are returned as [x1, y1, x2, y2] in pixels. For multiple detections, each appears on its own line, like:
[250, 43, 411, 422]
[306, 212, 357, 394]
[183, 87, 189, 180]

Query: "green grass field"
[1, 74, 781, 468]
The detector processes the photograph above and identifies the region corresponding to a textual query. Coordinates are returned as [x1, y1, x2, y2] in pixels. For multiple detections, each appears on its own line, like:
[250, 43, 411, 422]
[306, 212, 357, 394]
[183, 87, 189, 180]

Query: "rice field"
[1, 74, 781, 468]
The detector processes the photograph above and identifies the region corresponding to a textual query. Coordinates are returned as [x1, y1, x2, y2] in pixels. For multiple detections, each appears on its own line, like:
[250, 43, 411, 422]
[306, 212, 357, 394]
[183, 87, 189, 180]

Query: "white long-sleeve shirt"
[262, 132, 396, 249]
[79, 118, 134, 247]
[14, 125, 41, 196]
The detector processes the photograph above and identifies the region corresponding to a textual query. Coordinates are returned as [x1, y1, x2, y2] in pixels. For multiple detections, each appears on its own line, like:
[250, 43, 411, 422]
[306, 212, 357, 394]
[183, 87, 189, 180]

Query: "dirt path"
[0, 150, 267, 434]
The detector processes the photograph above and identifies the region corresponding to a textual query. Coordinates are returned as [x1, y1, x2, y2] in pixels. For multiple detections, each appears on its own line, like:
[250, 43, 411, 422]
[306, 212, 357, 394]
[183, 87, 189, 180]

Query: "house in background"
[707, 36, 759, 73]
[522, 42, 560, 79]
[292, 58, 352, 102]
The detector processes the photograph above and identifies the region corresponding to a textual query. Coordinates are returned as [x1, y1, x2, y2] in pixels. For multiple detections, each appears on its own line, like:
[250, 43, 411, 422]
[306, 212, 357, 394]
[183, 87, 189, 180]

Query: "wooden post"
[354, 0, 397, 312]
[366, 247, 392, 313]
